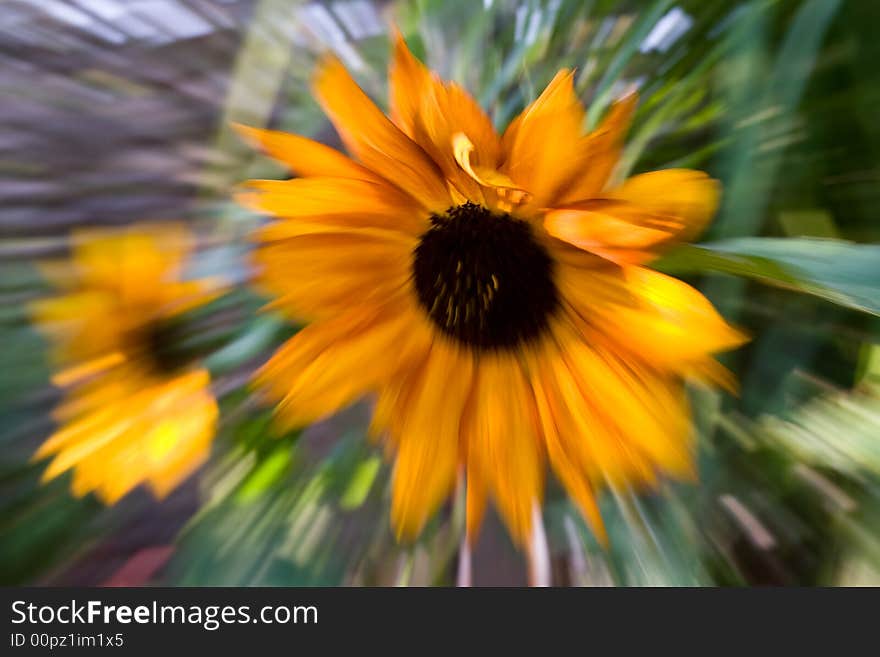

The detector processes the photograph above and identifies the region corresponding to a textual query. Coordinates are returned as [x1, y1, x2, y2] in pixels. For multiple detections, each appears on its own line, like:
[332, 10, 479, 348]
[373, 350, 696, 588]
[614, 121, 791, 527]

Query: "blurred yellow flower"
[31, 224, 219, 504]
[239, 32, 746, 544]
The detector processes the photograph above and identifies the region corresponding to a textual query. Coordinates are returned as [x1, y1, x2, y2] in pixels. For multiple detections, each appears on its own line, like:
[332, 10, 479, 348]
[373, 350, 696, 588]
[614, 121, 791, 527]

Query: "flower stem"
[527, 502, 551, 587]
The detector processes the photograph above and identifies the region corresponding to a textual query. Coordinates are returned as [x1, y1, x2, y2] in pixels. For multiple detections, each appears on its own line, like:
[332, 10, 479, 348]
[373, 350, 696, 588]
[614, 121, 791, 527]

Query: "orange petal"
[558, 264, 747, 380]
[501, 70, 586, 207]
[608, 266, 747, 362]
[233, 124, 384, 182]
[254, 230, 415, 322]
[546, 169, 720, 262]
[543, 319, 694, 489]
[559, 93, 638, 203]
[604, 169, 721, 244]
[563, 329, 695, 482]
[238, 177, 427, 235]
[527, 346, 607, 544]
[388, 27, 432, 138]
[463, 355, 544, 545]
[256, 300, 431, 429]
[390, 31, 502, 205]
[312, 56, 450, 211]
[545, 200, 683, 265]
[390, 338, 473, 539]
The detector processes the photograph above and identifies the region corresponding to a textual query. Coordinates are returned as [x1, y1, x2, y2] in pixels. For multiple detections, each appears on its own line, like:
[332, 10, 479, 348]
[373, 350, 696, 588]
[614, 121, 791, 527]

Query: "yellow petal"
[144, 380, 217, 498]
[72, 224, 191, 305]
[51, 352, 127, 387]
[160, 278, 223, 318]
[30, 291, 126, 364]
[38, 369, 217, 504]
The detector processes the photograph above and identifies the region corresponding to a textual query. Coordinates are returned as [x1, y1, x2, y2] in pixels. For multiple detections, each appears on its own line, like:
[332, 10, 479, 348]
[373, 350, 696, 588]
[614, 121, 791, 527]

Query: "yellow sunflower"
[238, 32, 746, 544]
[31, 224, 220, 504]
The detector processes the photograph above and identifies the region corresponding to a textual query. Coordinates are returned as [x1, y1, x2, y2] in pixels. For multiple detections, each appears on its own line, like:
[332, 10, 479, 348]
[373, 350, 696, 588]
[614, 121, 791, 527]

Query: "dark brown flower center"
[412, 202, 558, 350]
[142, 318, 192, 375]
[139, 310, 227, 375]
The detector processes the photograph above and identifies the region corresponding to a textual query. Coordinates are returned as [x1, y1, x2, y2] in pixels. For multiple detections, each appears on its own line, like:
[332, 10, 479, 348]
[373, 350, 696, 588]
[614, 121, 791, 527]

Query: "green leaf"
[235, 447, 292, 503]
[585, 0, 674, 129]
[713, 0, 843, 239]
[339, 456, 382, 511]
[204, 315, 287, 375]
[656, 238, 880, 315]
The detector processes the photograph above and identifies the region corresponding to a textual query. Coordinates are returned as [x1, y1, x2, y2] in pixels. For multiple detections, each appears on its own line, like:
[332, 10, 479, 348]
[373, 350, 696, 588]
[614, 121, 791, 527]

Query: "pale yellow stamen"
[452, 132, 531, 211]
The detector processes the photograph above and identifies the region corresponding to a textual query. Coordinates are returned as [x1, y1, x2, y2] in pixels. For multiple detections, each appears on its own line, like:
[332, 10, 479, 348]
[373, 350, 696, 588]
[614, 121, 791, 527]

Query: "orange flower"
[31, 224, 219, 504]
[239, 32, 746, 544]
